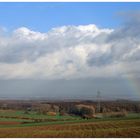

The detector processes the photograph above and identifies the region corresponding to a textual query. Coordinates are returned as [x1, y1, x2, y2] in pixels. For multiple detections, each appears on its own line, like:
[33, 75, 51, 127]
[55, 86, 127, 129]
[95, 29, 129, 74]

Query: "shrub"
[47, 111, 57, 116]
[71, 104, 95, 118]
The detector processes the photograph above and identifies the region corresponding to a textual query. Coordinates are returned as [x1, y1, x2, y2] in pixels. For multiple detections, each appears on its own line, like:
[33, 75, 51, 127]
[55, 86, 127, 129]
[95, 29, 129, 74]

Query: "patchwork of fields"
[0, 110, 140, 137]
[0, 119, 139, 137]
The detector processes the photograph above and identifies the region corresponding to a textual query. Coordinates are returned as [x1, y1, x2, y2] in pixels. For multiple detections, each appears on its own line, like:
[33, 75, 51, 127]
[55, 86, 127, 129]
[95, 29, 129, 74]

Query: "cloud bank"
[0, 16, 140, 79]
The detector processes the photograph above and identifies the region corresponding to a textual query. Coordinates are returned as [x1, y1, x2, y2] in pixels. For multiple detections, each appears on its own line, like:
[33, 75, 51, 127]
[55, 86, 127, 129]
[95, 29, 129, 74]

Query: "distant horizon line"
[0, 97, 139, 102]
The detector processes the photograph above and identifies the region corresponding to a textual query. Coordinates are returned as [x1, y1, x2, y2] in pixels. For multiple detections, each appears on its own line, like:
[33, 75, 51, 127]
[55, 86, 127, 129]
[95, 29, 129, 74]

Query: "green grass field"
[0, 110, 80, 120]
[0, 109, 81, 126]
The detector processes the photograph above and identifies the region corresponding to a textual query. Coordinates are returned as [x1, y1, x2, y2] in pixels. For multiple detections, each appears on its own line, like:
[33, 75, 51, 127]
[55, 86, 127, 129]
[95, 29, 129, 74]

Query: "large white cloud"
[0, 20, 140, 79]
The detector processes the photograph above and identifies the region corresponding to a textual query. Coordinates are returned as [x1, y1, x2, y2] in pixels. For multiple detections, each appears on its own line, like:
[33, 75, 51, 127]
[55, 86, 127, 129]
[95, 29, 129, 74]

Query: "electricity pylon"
[97, 90, 101, 113]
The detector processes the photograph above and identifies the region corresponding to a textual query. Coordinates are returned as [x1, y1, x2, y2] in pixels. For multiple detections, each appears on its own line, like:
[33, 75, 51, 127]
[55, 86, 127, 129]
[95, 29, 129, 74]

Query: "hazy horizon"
[0, 78, 139, 100]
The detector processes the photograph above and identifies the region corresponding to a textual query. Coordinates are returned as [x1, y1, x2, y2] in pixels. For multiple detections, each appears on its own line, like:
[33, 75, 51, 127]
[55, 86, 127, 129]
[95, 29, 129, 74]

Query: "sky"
[0, 2, 140, 100]
[0, 2, 140, 32]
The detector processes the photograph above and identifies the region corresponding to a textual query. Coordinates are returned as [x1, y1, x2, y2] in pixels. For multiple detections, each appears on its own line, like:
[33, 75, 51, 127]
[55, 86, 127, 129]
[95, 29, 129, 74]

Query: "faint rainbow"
[121, 64, 140, 100]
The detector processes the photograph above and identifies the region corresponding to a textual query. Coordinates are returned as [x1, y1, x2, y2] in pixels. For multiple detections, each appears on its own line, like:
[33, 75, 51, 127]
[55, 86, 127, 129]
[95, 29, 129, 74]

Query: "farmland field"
[0, 118, 139, 137]
[0, 109, 139, 138]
